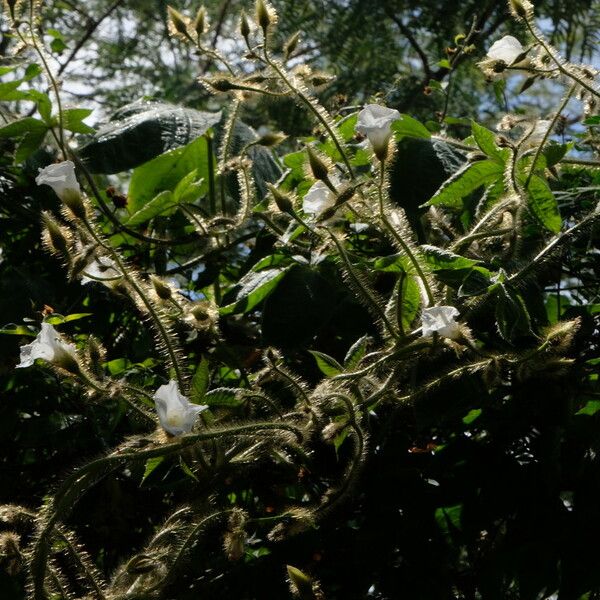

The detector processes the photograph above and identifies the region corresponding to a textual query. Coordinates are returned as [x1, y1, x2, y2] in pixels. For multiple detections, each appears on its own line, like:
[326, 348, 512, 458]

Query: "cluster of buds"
[167, 4, 207, 45]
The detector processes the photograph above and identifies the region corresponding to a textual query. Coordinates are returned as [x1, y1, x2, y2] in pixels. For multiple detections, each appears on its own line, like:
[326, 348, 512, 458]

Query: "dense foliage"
[0, 0, 599, 599]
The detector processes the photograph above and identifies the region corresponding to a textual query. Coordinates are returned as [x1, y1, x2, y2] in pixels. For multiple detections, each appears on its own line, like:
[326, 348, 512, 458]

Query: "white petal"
[81, 256, 121, 285]
[487, 36, 524, 65]
[302, 181, 335, 216]
[356, 104, 400, 153]
[35, 161, 81, 202]
[421, 306, 461, 339]
[16, 322, 76, 368]
[154, 380, 207, 436]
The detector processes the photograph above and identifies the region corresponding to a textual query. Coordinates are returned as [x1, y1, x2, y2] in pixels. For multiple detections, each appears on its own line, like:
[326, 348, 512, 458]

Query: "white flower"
[356, 104, 400, 158]
[153, 380, 207, 436]
[486, 36, 525, 65]
[35, 161, 81, 203]
[421, 306, 461, 340]
[81, 256, 121, 286]
[17, 322, 78, 369]
[302, 175, 341, 218]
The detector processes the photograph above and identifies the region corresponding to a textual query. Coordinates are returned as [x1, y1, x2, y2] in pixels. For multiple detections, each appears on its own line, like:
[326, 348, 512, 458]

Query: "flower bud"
[150, 275, 173, 300]
[509, 0, 532, 19]
[5, 0, 20, 21]
[193, 6, 207, 37]
[284, 31, 301, 59]
[286, 565, 315, 599]
[267, 183, 295, 215]
[86, 335, 106, 379]
[167, 5, 191, 38]
[0, 532, 22, 576]
[306, 146, 330, 182]
[256, 132, 287, 147]
[205, 77, 238, 92]
[255, 0, 276, 33]
[240, 10, 251, 40]
[41, 212, 69, 256]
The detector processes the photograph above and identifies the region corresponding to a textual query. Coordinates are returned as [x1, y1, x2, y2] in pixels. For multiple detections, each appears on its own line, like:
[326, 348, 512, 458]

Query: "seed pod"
[267, 183, 295, 215]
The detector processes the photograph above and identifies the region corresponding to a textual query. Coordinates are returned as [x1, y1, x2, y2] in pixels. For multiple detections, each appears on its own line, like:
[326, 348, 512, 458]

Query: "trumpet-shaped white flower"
[153, 380, 207, 436]
[17, 322, 78, 369]
[81, 256, 121, 286]
[302, 174, 341, 217]
[356, 104, 400, 157]
[486, 36, 525, 65]
[421, 306, 461, 340]
[35, 161, 81, 203]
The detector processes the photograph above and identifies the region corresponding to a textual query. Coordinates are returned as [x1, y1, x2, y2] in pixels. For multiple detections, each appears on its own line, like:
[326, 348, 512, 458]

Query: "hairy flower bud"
[267, 183, 295, 215]
[256, 132, 287, 147]
[41, 212, 69, 256]
[240, 10, 251, 40]
[306, 146, 330, 182]
[0, 532, 22, 576]
[150, 275, 173, 300]
[508, 0, 532, 19]
[193, 6, 207, 37]
[255, 0, 277, 33]
[167, 5, 190, 38]
[284, 31, 301, 59]
[205, 77, 238, 92]
[287, 565, 315, 599]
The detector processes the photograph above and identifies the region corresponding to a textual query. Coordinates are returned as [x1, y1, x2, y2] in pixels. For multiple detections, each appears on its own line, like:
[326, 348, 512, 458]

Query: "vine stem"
[524, 19, 600, 100]
[378, 163, 435, 306]
[260, 40, 354, 177]
[524, 83, 576, 189]
[81, 219, 186, 390]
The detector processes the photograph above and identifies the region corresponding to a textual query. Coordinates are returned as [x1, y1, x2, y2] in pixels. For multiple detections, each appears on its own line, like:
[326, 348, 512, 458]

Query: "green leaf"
[422, 245, 479, 271]
[62, 108, 95, 134]
[583, 115, 600, 126]
[128, 136, 210, 213]
[79, 100, 222, 174]
[141, 456, 165, 484]
[398, 273, 421, 331]
[435, 504, 463, 534]
[337, 113, 358, 142]
[125, 190, 176, 226]
[28, 90, 52, 123]
[576, 400, 600, 416]
[0, 325, 36, 337]
[344, 335, 369, 370]
[542, 142, 570, 168]
[190, 356, 210, 404]
[44, 313, 92, 325]
[391, 114, 431, 141]
[179, 457, 199, 481]
[204, 387, 244, 407]
[309, 350, 343, 377]
[458, 267, 493, 297]
[63, 312, 93, 323]
[0, 117, 48, 138]
[495, 285, 533, 342]
[220, 266, 293, 316]
[525, 175, 561, 233]
[424, 159, 503, 208]
[23, 63, 43, 80]
[173, 169, 204, 203]
[0, 80, 23, 101]
[373, 253, 409, 273]
[463, 408, 482, 425]
[471, 121, 507, 163]
[15, 128, 47, 163]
